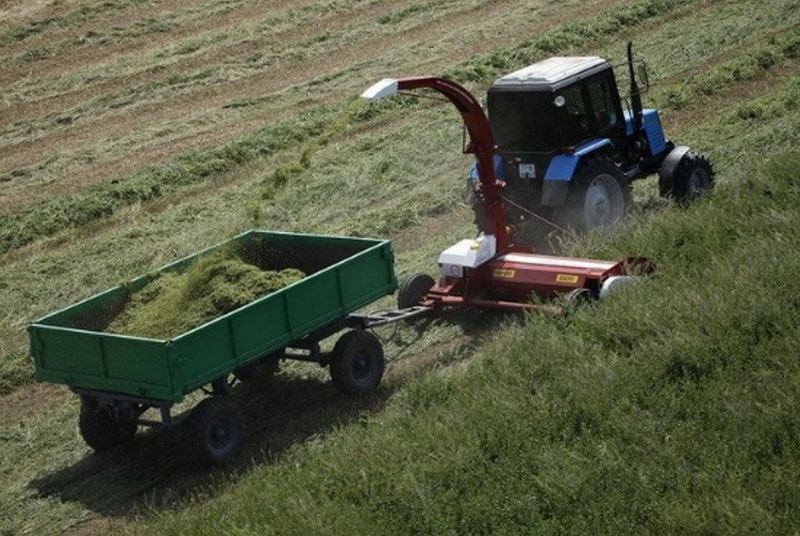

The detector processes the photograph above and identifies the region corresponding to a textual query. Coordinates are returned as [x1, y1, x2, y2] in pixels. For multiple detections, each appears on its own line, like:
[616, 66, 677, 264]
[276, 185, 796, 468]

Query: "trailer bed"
[29, 231, 397, 403]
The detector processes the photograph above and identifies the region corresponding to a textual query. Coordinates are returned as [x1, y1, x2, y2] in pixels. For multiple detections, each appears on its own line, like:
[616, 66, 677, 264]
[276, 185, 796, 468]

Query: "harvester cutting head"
[361, 76, 652, 312]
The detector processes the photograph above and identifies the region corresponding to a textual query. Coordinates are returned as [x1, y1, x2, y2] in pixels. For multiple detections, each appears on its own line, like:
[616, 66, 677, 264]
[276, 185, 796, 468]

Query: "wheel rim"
[687, 168, 709, 199]
[351, 349, 373, 383]
[584, 173, 625, 230]
[208, 417, 235, 455]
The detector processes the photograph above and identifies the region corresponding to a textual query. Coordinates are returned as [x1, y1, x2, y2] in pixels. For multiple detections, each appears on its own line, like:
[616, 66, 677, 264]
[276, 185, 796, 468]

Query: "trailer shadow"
[29, 308, 518, 520]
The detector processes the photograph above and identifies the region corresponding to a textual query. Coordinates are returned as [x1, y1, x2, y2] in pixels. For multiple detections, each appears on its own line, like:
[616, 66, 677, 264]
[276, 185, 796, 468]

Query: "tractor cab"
[488, 56, 627, 175]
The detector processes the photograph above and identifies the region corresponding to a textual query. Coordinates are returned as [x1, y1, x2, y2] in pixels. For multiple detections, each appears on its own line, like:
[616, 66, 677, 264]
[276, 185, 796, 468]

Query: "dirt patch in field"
[0, 382, 68, 426]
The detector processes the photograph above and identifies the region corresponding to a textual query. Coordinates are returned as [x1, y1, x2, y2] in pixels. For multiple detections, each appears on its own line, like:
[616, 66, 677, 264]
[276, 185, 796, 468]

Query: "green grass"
[2, 0, 800, 533]
[142, 150, 800, 536]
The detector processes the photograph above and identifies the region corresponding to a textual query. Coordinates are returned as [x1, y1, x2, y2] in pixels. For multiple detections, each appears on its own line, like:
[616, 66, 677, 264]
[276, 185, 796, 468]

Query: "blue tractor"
[468, 43, 714, 234]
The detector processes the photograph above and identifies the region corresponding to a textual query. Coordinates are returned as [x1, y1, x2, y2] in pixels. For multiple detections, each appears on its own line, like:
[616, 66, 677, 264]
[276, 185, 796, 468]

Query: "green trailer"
[28, 230, 415, 464]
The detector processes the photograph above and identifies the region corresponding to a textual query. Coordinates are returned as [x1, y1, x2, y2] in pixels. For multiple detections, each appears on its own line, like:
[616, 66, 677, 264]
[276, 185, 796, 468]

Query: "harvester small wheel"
[397, 273, 435, 309]
[563, 157, 630, 232]
[78, 397, 137, 452]
[563, 287, 594, 310]
[659, 149, 714, 203]
[189, 397, 245, 466]
[329, 330, 385, 396]
[233, 352, 281, 383]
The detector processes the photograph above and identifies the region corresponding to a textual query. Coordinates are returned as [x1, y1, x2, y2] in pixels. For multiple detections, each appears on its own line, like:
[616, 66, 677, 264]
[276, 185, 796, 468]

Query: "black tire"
[78, 397, 137, 452]
[562, 287, 594, 311]
[561, 156, 631, 232]
[329, 330, 385, 396]
[659, 149, 714, 203]
[233, 352, 280, 383]
[397, 273, 435, 309]
[189, 397, 245, 466]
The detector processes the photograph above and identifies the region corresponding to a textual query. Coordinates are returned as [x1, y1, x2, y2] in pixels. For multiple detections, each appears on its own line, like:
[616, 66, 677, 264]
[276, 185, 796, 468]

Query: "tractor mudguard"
[541, 138, 613, 206]
[659, 145, 691, 185]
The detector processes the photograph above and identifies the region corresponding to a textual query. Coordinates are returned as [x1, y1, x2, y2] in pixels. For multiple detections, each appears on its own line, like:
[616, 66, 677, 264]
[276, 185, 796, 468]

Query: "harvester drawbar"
[361, 76, 652, 313]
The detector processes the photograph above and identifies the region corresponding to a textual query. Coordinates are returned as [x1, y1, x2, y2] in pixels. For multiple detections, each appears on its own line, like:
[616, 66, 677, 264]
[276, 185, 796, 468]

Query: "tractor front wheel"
[659, 148, 715, 203]
[329, 330, 385, 396]
[563, 157, 630, 232]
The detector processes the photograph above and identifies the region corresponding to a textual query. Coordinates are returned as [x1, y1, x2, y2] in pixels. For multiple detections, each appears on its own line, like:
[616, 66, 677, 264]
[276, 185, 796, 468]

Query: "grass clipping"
[106, 250, 304, 339]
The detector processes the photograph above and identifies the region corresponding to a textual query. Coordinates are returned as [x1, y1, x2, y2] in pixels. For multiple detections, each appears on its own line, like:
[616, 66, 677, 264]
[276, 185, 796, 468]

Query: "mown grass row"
[0, 106, 333, 254]
[143, 149, 800, 536]
[0, 0, 149, 45]
[0, 0, 700, 255]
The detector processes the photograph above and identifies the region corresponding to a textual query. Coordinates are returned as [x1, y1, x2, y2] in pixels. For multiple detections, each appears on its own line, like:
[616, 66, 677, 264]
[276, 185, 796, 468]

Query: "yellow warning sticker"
[493, 268, 516, 279]
[556, 274, 580, 284]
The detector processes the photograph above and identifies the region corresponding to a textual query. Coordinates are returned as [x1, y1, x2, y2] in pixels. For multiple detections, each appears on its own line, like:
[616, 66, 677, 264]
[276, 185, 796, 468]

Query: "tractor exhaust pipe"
[627, 42, 643, 133]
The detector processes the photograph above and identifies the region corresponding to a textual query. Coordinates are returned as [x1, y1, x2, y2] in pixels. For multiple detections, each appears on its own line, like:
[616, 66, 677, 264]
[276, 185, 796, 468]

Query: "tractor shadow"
[29, 308, 515, 519]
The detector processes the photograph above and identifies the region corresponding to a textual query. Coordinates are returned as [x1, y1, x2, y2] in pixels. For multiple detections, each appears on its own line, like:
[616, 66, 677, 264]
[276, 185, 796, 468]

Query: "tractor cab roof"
[491, 56, 610, 91]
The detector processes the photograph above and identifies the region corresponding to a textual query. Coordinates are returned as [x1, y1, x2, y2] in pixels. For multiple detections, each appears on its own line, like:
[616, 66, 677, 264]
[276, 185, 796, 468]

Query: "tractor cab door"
[582, 70, 626, 151]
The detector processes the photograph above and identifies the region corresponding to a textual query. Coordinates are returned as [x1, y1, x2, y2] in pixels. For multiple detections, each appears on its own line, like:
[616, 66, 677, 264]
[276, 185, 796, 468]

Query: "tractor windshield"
[488, 91, 559, 153]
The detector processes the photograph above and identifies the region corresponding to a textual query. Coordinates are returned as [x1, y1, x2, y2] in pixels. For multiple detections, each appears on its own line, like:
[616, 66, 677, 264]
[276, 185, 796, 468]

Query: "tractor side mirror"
[637, 62, 650, 92]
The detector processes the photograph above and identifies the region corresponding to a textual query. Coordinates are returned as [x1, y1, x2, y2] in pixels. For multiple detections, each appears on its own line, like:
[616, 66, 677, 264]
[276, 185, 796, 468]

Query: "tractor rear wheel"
[397, 273, 435, 309]
[659, 149, 714, 203]
[562, 157, 630, 232]
[78, 396, 138, 452]
[329, 330, 385, 396]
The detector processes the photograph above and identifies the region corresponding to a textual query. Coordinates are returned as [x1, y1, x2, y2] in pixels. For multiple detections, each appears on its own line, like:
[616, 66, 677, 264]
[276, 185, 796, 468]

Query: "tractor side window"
[587, 76, 618, 130]
[556, 84, 589, 145]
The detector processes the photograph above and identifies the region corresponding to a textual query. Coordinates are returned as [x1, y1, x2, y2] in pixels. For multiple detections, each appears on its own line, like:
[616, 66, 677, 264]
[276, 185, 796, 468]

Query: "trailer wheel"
[659, 148, 715, 203]
[78, 397, 137, 452]
[330, 330, 385, 396]
[563, 157, 630, 232]
[397, 273, 435, 309]
[189, 397, 244, 466]
[233, 352, 280, 383]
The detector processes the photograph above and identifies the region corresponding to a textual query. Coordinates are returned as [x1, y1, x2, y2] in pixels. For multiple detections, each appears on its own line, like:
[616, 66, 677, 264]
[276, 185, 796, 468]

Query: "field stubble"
[1, 0, 799, 534]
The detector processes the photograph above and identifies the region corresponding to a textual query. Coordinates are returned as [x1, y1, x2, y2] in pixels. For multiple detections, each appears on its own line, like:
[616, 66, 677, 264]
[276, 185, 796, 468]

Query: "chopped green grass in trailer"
[105, 248, 304, 339]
